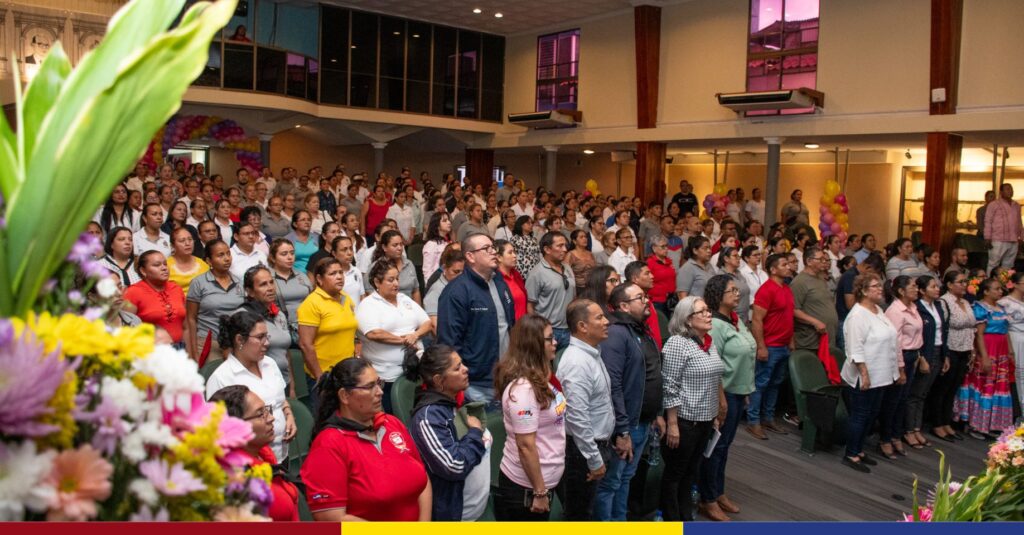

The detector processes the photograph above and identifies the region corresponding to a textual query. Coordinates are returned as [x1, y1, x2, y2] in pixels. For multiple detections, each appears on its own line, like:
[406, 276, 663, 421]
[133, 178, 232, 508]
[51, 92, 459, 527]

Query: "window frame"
[535, 28, 580, 112]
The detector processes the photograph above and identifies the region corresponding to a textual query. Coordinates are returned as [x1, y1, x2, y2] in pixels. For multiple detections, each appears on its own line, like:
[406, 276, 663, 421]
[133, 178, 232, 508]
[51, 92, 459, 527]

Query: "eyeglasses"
[468, 244, 496, 254]
[954, 279, 967, 284]
[348, 378, 386, 392]
[689, 308, 712, 317]
[543, 336, 556, 345]
[726, 287, 740, 294]
[244, 404, 273, 421]
[248, 332, 271, 343]
[625, 294, 649, 304]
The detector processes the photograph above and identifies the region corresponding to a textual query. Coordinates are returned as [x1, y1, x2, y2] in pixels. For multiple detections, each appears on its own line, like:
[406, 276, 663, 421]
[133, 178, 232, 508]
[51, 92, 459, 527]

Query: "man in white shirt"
[745, 187, 766, 224]
[556, 299, 613, 520]
[511, 190, 535, 219]
[386, 189, 417, 244]
[229, 223, 269, 280]
[257, 167, 277, 194]
[134, 203, 172, 257]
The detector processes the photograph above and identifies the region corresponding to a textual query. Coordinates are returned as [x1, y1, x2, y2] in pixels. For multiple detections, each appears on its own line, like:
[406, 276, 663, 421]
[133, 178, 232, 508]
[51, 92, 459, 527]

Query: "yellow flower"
[245, 463, 272, 485]
[111, 324, 155, 361]
[37, 369, 79, 449]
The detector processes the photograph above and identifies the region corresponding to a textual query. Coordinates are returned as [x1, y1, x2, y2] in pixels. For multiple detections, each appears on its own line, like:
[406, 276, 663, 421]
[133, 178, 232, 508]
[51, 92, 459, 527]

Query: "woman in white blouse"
[997, 270, 1024, 421]
[841, 272, 900, 473]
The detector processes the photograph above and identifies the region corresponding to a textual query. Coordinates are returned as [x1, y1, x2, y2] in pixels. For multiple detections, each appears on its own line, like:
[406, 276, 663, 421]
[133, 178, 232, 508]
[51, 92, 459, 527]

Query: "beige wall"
[958, 0, 1024, 110]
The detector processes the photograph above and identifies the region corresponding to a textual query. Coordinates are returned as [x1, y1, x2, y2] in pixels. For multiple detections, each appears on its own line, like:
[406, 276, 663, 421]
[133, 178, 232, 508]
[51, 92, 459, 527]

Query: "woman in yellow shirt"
[297, 257, 358, 412]
[167, 227, 209, 295]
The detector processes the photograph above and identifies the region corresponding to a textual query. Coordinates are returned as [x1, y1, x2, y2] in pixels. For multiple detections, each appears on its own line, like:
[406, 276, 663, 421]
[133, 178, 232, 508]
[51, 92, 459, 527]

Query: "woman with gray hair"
[647, 233, 677, 316]
[660, 295, 726, 521]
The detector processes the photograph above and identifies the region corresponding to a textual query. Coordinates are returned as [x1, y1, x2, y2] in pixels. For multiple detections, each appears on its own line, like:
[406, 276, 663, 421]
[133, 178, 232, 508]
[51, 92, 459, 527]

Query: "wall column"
[923, 133, 963, 263]
[634, 4, 661, 129]
[764, 137, 784, 230]
[543, 145, 558, 193]
[258, 134, 273, 167]
[465, 148, 494, 190]
[371, 142, 388, 174]
[635, 142, 666, 205]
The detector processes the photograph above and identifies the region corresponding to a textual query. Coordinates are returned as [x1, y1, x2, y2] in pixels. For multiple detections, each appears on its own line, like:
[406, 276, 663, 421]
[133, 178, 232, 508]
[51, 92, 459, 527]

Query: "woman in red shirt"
[123, 250, 188, 346]
[495, 239, 527, 320]
[362, 185, 391, 247]
[302, 358, 431, 522]
[647, 234, 677, 317]
[207, 385, 299, 521]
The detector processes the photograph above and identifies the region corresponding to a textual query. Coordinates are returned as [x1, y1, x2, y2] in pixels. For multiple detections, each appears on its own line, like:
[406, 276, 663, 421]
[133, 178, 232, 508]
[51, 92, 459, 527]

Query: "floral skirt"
[954, 333, 1014, 433]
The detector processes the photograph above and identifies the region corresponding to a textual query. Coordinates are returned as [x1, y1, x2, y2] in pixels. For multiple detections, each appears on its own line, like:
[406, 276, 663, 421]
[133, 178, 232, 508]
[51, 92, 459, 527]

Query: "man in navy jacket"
[437, 233, 516, 402]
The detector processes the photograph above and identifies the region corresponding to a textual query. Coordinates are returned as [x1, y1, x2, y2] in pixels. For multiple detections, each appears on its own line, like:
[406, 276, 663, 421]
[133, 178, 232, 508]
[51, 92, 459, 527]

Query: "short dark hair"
[208, 385, 250, 419]
[765, 253, 787, 273]
[539, 231, 565, 256]
[608, 282, 638, 310]
[624, 261, 647, 283]
[861, 252, 885, 274]
[566, 299, 598, 335]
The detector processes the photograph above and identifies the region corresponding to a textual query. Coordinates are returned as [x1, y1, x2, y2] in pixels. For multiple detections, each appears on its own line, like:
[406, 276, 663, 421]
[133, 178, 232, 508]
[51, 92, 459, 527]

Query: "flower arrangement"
[966, 276, 984, 296]
[0, 317, 270, 521]
[905, 423, 1024, 522]
[996, 268, 1016, 290]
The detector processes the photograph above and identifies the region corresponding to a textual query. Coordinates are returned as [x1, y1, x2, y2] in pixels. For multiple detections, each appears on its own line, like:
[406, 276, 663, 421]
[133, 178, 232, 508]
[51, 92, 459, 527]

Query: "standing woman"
[511, 216, 541, 277]
[282, 192, 297, 220]
[998, 271, 1024, 424]
[495, 239, 528, 321]
[225, 186, 243, 222]
[161, 200, 200, 245]
[304, 193, 331, 235]
[404, 345, 490, 521]
[301, 358, 431, 521]
[878, 276, 921, 458]
[928, 271, 975, 441]
[906, 275, 947, 448]
[566, 229, 597, 295]
[494, 210, 517, 242]
[956, 278, 1014, 439]
[493, 314, 565, 521]
[780, 189, 809, 226]
[824, 235, 844, 282]
[340, 212, 367, 256]
[269, 238, 314, 338]
[660, 296, 725, 521]
[699, 276, 755, 520]
[647, 234, 677, 316]
[578, 265, 621, 310]
[356, 260, 432, 414]
[369, 230, 421, 304]
[886, 238, 920, 280]
[167, 227, 209, 296]
[363, 184, 391, 247]
[124, 251, 188, 347]
[212, 199, 234, 244]
[423, 212, 453, 280]
[305, 221, 341, 283]
[297, 258, 358, 402]
[186, 239, 245, 363]
[97, 184, 140, 234]
[99, 227, 141, 287]
[716, 246, 751, 323]
[840, 273, 899, 472]
[285, 210, 320, 274]
[920, 246, 942, 279]
[238, 266, 295, 394]
[676, 235, 716, 300]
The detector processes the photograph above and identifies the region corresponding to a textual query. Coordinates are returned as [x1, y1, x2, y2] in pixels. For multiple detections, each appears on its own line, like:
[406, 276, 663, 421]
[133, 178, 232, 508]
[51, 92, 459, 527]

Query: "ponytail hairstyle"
[402, 344, 456, 391]
[216, 310, 264, 353]
[313, 358, 373, 436]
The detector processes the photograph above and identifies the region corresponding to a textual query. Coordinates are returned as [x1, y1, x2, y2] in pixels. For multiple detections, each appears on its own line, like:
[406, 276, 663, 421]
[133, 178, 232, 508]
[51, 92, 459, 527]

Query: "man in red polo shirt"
[746, 253, 794, 440]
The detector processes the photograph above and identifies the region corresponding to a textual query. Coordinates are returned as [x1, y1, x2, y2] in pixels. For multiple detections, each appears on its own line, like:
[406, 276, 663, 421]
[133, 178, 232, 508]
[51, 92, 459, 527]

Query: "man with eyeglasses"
[229, 223, 269, 281]
[526, 232, 577, 349]
[746, 253, 795, 440]
[595, 283, 663, 520]
[791, 247, 839, 357]
[437, 233, 516, 403]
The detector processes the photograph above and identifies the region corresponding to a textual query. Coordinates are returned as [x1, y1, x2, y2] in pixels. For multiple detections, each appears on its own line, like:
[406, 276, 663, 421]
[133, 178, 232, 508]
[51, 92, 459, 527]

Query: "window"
[536, 29, 579, 112]
[456, 165, 505, 186]
[746, 0, 819, 115]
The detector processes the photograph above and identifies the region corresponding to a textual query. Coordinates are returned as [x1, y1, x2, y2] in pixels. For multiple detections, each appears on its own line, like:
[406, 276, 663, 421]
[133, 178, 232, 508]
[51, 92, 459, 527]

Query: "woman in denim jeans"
[878, 276, 921, 459]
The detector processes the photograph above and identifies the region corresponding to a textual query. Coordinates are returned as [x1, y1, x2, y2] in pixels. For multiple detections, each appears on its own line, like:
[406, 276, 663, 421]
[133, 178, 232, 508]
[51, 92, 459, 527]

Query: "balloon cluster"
[702, 183, 731, 218]
[584, 179, 601, 197]
[818, 179, 851, 240]
[142, 115, 263, 174]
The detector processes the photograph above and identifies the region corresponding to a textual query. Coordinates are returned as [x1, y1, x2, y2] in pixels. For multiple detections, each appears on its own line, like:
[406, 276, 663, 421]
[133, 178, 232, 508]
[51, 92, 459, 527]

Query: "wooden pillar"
[635, 142, 666, 205]
[634, 5, 661, 129]
[922, 133, 962, 263]
[930, 0, 962, 115]
[465, 148, 494, 190]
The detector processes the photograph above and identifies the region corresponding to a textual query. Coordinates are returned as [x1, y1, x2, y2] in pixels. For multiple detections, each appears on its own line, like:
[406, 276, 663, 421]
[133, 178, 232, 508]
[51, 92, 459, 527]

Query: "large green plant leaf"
[0, 0, 236, 314]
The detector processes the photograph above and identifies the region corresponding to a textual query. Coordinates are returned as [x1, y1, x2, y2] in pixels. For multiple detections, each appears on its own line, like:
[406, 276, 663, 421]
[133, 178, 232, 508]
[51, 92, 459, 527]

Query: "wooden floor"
[716, 422, 991, 521]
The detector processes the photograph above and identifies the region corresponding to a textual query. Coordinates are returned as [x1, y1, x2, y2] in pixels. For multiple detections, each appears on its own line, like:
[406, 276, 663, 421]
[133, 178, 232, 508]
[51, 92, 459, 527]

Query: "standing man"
[437, 233, 516, 402]
[386, 189, 417, 245]
[791, 247, 839, 354]
[669, 180, 699, 217]
[746, 253, 795, 440]
[944, 247, 969, 277]
[525, 232, 576, 349]
[557, 299, 613, 521]
[977, 190, 996, 238]
[984, 183, 1023, 273]
[596, 283, 663, 521]
[317, 178, 338, 218]
[745, 187, 766, 224]
[625, 261, 663, 348]
[638, 203, 663, 253]
[456, 203, 492, 242]
[853, 233, 878, 264]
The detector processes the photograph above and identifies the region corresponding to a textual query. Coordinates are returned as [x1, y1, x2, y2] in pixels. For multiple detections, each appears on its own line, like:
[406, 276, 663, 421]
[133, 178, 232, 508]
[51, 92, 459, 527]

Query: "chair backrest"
[830, 345, 847, 370]
[287, 397, 315, 479]
[486, 408, 507, 490]
[289, 350, 308, 400]
[552, 344, 567, 374]
[788, 349, 832, 420]
[390, 375, 420, 428]
[200, 358, 224, 383]
[656, 309, 670, 348]
[407, 242, 425, 267]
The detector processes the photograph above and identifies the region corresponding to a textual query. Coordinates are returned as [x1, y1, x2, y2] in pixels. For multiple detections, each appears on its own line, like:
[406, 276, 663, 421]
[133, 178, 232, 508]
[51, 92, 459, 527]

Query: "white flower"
[133, 345, 204, 405]
[128, 478, 158, 506]
[100, 376, 147, 420]
[95, 277, 118, 299]
[0, 442, 57, 521]
[120, 421, 178, 463]
[1007, 437, 1024, 452]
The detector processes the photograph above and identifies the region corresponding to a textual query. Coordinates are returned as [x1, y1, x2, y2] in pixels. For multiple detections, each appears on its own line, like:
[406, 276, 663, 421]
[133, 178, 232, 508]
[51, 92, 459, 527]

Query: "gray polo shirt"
[423, 275, 450, 316]
[364, 258, 419, 300]
[525, 258, 576, 329]
[489, 276, 510, 358]
[273, 270, 314, 327]
[676, 260, 717, 298]
[187, 271, 245, 345]
[262, 214, 292, 240]
[340, 196, 362, 219]
[456, 220, 492, 242]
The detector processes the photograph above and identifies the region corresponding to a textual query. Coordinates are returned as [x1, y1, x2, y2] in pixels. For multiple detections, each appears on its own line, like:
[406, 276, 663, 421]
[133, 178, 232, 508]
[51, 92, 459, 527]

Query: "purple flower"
[0, 319, 12, 347]
[41, 279, 57, 294]
[0, 331, 78, 437]
[68, 290, 83, 304]
[77, 395, 128, 455]
[246, 477, 272, 509]
[67, 233, 103, 265]
[82, 307, 104, 321]
[138, 458, 206, 496]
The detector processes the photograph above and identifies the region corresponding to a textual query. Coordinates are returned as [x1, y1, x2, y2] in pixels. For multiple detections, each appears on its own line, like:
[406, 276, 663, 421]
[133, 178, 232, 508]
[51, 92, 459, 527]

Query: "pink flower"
[138, 459, 206, 496]
[44, 445, 113, 520]
[162, 392, 214, 436]
[902, 507, 933, 522]
[0, 330, 78, 437]
[216, 415, 254, 451]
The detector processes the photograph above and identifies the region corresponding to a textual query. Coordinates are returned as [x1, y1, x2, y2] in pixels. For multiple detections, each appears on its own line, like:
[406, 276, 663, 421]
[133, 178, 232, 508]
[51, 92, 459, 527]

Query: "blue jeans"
[879, 350, 918, 442]
[593, 423, 648, 520]
[747, 346, 791, 425]
[844, 385, 885, 457]
[466, 383, 501, 412]
[698, 392, 745, 502]
[552, 328, 570, 352]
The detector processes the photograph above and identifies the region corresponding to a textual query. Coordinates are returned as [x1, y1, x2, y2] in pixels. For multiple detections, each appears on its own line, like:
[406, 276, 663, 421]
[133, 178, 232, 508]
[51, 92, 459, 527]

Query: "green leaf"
[19, 43, 72, 179]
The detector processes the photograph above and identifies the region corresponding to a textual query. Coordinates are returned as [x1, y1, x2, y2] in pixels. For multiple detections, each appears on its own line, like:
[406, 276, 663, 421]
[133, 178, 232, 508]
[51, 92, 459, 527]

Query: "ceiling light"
[412, 34, 420, 38]
[803, 143, 819, 149]
[294, 125, 301, 128]
[583, 149, 595, 155]
[330, 58, 337, 63]
[350, 45, 356, 49]
[494, 12, 503, 18]
[393, 31, 400, 36]
[473, 8, 482, 14]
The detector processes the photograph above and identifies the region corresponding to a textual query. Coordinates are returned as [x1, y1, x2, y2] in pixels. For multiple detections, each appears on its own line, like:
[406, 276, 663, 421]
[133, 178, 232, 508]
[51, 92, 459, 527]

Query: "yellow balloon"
[820, 195, 832, 206]
[824, 180, 840, 198]
[830, 203, 842, 216]
[714, 183, 728, 196]
[837, 213, 849, 225]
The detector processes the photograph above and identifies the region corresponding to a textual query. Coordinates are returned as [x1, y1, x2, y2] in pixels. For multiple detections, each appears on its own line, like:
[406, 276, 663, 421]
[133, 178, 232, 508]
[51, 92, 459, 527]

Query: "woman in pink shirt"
[493, 314, 565, 521]
[878, 276, 923, 459]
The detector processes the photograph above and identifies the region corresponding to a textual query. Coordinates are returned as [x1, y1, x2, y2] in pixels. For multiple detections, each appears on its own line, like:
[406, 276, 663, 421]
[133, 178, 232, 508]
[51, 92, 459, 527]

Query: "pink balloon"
[713, 201, 725, 210]
[831, 222, 842, 234]
[834, 194, 846, 205]
[822, 212, 835, 224]
[841, 204, 849, 214]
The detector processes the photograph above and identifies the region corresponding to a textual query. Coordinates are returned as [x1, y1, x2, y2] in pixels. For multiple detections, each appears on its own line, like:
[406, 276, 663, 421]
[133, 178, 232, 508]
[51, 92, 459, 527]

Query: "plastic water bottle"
[689, 485, 700, 519]
[653, 509, 664, 522]
[648, 423, 661, 466]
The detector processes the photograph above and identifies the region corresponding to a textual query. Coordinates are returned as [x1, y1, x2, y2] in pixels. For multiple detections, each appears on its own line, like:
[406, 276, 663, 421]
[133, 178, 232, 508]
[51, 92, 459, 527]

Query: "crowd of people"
[83, 162, 1024, 522]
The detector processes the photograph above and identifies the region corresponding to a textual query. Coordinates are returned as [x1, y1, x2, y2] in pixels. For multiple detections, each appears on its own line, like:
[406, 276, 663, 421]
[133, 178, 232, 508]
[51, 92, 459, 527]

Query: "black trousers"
[493, 471, 557, 521]
[558, 436, 611, 521]
[659, 418, 714, 521]
[925, 349, 970, 427]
